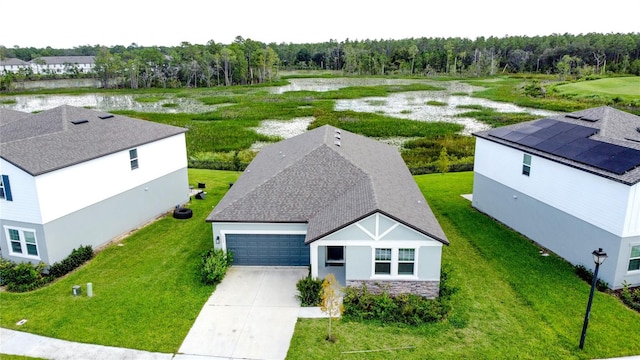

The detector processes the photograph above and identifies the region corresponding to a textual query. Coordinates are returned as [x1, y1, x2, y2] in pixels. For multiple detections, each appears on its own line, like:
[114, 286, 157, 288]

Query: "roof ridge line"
[213, 139, 325, 215]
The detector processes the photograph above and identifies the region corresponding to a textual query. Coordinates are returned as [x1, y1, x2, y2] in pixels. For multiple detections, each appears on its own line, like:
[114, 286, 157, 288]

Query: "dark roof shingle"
[207, 125, 448, 245]
[0, 105, 187, 175]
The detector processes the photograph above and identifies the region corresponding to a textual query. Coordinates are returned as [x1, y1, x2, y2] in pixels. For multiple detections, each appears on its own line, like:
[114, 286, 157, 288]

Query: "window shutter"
[2, 175, 12, 201]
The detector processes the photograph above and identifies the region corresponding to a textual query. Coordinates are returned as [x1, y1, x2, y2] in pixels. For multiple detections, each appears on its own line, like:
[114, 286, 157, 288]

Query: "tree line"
[1, 32, 639, 89]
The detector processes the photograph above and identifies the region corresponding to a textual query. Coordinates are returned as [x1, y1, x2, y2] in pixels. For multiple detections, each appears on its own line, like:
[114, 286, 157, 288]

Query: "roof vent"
[71, 119, 89, 125]
[99, 114, 114, 119]
[579, 116, 599, 122]
[335, 129, 341, 134]
[334, 133, 341, 139]
[565, 114, 581, 119]
[334, 140, 341, 147]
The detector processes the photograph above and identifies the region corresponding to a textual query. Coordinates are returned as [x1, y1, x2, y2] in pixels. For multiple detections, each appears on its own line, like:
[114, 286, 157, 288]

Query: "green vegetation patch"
[0, 98, 17, 104]
[465, 77, 589, 112]
[427, 100, 447, 106]
[402, 135, 475, 174]
[455, 106, 538, 127]
[310, 109, 462, 138]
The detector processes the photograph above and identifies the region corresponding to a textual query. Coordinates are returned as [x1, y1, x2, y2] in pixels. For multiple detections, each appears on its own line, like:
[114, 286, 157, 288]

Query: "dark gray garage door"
[225, 234, 310, 266]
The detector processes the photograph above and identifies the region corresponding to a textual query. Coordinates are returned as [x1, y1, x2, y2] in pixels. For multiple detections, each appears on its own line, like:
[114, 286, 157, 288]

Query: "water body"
[3, 94, 218, 114]
[2, 78, 557, 137]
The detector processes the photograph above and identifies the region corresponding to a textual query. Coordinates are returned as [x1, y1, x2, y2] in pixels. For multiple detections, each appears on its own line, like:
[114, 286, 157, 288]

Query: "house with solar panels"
[0, 105, 189, 265]
[207, 125, 448, 298]
[472, 106, 640, 289]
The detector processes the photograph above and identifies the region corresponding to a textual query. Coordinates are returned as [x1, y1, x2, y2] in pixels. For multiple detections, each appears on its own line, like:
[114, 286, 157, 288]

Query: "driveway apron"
[178, 266, 308, 360]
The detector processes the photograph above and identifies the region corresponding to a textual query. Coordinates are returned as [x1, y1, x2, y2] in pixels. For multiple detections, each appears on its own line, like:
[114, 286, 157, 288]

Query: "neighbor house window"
[326, 246, 344, 264]
[629, 245, 640, 271]
[375, 248, 392, 274]
[522, 154, 532, 176]
[398, 248, 416, 275]
[0, 175, 12, 201]
[129, 148, 139, 170]
[5, 227, 39, 258]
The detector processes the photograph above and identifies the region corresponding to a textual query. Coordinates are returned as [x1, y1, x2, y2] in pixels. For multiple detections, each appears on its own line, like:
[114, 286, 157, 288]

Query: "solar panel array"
[489, 119, 640, 175]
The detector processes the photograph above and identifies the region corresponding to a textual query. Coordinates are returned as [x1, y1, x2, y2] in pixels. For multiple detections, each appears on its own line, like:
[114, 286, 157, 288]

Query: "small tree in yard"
[321, 273, 343, 342]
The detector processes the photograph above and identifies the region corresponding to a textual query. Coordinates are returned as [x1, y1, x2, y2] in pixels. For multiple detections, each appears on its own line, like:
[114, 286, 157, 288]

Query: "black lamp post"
[579, 248, 608, 349]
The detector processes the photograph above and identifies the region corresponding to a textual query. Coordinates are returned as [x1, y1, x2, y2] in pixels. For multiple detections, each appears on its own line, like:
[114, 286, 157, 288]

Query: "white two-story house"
[0, 105, 189, 265]
[29, 56, 95, 75]
[472, 106, 640, 289]
[0, 58, 30, 74]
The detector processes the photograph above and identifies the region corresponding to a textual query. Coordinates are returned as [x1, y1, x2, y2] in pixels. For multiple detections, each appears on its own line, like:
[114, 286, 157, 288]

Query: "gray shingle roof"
[474, 106, 640, 185]
[207, 125, 448, 245]
[29, 56, 95, 65]
[0, 108, 29, 126]
[0, 105, 187, 176]
[0, 58, 29, 66]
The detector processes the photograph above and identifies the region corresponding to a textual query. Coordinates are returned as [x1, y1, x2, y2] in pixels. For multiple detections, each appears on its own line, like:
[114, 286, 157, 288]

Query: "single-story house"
[0, 105, 189, 265]
[472, 106, 640, 289]
[207, 125, 448, 298]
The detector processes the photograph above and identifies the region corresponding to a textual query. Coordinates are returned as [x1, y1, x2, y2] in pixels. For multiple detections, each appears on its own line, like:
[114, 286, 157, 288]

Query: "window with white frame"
[5, 227, 39, 258]
[129, 148, 139, 170]
[398, 248, 416, 275]
[629, 245, 640, 272]
[522, 154, 532, 176]
[374, 248, 417, 276]
[374, 248, 392, 274]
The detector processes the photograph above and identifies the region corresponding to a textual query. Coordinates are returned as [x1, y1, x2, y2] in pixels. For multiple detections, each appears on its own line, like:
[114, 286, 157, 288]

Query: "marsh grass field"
[5, 75, 637, 175]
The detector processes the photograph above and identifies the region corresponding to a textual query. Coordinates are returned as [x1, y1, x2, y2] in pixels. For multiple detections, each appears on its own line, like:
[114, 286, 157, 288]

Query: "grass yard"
[287, 172, 640, 360]
[554, 76, 640, 100]
[0, 169, 240, 353]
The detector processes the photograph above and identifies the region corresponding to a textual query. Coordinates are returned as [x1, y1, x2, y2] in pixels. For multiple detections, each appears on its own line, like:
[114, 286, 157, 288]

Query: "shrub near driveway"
[287, 172, 640, 360]
[0, 169, 240, 353]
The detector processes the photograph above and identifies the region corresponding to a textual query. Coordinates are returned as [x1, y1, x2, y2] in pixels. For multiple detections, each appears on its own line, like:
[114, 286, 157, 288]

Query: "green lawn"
[1, 170, 639, 358]
[287, 172, 640, 359]
[0, 169, 240, 353]
[555, 76, 640, 98]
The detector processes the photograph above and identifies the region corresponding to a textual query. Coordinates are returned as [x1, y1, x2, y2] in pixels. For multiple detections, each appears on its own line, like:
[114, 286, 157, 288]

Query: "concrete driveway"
[178, 266, 308, 360]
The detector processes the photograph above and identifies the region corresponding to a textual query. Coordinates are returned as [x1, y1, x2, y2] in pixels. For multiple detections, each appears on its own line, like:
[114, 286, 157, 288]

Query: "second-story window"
[129, 149, 139, 170]
[522, 154, 532, 176]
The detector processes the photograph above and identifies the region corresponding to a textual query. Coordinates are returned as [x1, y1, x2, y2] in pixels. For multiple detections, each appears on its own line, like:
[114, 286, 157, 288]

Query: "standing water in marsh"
[1, 78, 556, 137]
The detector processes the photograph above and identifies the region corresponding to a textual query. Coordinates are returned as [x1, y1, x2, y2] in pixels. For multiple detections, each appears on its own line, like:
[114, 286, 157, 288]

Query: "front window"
[129, 148, 139, 170]
[522, 154, 532, 176]
[375, 248, 392, 274]
[629, 245, 640, 271]
[398, 248, 415, 275]
[326, 246, 344, 263]
[5, 227, 39, 258]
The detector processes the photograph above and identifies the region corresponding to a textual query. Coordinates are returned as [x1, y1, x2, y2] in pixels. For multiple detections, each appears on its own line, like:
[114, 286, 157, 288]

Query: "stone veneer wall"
[346, 280, 440, 299]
